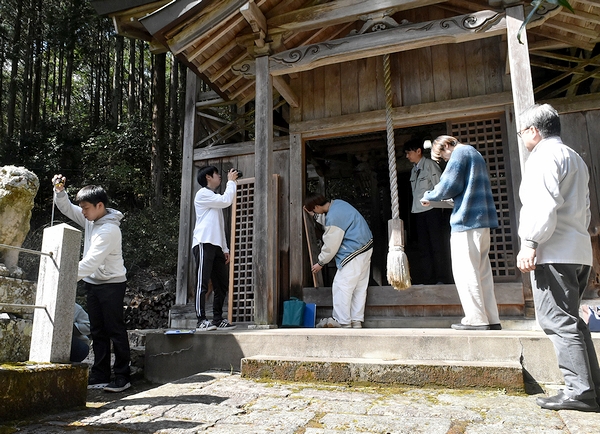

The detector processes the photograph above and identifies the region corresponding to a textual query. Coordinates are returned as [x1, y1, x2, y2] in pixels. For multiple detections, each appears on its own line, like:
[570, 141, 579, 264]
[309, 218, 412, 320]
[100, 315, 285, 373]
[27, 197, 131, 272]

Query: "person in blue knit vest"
[304, 195, 373, 329]
[421, 135, 501, 331]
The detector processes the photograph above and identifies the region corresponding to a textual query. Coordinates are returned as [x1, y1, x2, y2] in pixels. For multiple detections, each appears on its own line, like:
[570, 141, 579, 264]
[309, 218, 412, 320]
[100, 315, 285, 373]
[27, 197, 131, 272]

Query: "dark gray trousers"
[532, 263, 600, 399]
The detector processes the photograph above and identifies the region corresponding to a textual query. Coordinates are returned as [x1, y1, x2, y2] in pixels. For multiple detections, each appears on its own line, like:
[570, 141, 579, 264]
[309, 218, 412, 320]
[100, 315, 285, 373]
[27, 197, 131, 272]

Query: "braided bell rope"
[383, 53, 399, 220]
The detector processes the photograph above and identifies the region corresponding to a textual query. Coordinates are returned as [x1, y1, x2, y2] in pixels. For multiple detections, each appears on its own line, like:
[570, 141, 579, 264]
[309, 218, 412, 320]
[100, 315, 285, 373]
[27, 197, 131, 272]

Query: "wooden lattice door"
[228, 178, 255, 323]
[449, 116, 519, 281]
[227, 176, 279, 323]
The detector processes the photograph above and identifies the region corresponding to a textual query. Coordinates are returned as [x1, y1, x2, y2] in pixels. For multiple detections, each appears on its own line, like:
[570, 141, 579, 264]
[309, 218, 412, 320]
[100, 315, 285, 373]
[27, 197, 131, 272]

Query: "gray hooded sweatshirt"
[55, 190, 127, 284]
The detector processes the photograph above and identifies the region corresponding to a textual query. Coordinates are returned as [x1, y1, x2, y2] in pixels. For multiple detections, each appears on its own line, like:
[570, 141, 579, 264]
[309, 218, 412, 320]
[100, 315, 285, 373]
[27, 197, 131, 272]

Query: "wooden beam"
[558, 8, 600, 26]
[506, 5, 534, 182]
[535, 52, 600, 94]
[290, 91, 513, 138]
[222, 74, 244, 91]
[192, 37, 237, 65]
[542, 19, 599, 39]
[254, 55, 275, 325]
[240, 1, 267, 35]
[267, 0, 447, 34]
[193, 136, 289, 160]
[289, 133, 305, 297]
[544, 91, 600, 114]
[273, 76, 300, 108]
[233, 6, 560, 78]
[529, 27, 595, 51]
[175, 69, 199, 307]
[209, 51, 249, 82]
[272, 9, 509, 75]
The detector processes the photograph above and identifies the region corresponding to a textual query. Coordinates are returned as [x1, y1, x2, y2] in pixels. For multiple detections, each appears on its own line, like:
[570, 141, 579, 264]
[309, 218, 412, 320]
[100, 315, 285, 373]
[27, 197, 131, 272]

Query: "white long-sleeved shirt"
[192, 180, 236, 252]
[54, 191, 127, 284]
[518, 136, 592, 265]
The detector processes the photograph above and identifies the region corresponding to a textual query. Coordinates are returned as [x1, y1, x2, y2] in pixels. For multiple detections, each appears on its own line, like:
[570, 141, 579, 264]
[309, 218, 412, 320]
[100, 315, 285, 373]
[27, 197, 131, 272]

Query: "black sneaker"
[88, 376, 110, 390]
[104, 377, 131, 393]
[213, 319, 237, 330]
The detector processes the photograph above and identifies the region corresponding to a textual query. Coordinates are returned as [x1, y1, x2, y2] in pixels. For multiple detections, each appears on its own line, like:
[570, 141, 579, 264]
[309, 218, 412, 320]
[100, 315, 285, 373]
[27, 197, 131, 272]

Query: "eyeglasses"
[517, 126, 531, 138]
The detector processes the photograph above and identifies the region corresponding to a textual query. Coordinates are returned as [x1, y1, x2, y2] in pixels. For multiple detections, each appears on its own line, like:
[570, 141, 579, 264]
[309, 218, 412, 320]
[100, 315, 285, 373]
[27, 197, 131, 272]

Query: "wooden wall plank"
[399, 50, 421, 106]
[584, 110, 600, 235]
[449, 43, 468, 99]
[391, 52, 404, 107]
[483, 36, 504, 95]
[358, 57, 378, 113]
[340, 60, 359, 115]
[302, 69, 314, 122]
[561, 112, 598, 228]
[419, 46, 435, 103]
[303, 282, 524, 306]
[465, 39, 486, 96]
[313, 65, 326, 120]
[324, 63, 342, 118]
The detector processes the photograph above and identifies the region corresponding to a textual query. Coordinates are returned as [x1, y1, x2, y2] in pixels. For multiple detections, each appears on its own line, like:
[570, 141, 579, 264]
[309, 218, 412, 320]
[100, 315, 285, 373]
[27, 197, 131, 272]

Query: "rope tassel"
[383, 53, 411, 290]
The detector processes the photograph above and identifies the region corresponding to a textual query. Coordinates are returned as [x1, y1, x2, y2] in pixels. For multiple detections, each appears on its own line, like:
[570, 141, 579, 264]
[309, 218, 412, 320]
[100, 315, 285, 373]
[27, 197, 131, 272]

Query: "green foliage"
[81, 123, 152, 209]
[120, 204, 180, 276]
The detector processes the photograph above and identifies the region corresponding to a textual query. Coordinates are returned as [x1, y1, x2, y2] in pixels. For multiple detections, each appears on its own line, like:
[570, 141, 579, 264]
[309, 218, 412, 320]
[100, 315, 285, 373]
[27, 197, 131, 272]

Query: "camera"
[235, 169, 243, 178]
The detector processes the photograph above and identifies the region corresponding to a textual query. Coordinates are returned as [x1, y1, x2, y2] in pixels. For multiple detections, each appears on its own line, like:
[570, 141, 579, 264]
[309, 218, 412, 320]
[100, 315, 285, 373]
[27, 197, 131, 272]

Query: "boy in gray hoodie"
[52, 174, 131, 393]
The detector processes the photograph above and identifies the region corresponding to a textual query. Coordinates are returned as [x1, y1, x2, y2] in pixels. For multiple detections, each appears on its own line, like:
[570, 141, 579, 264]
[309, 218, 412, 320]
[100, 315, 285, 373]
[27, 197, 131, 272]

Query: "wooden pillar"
[506, 5, 535, 174]
[254, 54, 275, 324]
[175, 69, 198, 307]
[289, 133, 305, 298]
[506, 5, 535, 317]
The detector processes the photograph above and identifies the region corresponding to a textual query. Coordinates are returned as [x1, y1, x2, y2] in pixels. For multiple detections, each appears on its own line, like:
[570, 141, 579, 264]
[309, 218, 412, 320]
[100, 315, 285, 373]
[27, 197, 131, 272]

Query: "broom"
[383, 53, 411, 289]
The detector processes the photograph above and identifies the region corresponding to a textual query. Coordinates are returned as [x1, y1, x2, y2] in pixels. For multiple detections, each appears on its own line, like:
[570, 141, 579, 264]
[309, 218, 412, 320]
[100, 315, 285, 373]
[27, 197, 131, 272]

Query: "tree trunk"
[111, 35, 124, 129]
[31, 0, 43, 130]
[20, 19, 33, 136]
[128, 37, 136, 118]
[6, 0, 24, 137]
[138, 40, 145, 116]
[152, 52, 166, 210]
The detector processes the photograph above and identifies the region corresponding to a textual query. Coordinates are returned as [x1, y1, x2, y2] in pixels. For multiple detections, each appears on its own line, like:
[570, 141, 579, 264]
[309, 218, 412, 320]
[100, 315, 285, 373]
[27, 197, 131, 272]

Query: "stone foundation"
[0, 362, 88, 421]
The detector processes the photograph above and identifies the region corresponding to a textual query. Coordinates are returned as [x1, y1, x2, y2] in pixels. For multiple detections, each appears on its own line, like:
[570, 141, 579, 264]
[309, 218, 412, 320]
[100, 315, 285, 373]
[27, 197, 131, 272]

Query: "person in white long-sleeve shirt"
[52, 175, 131, 393]
[516, 104, 600, 412]
[193, 166, 240, 331]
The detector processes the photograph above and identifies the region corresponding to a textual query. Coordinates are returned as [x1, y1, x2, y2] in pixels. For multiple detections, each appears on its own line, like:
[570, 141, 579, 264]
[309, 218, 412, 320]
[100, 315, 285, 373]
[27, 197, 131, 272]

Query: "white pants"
[332, 249, 372, 325]
[450, 228, 500, 326]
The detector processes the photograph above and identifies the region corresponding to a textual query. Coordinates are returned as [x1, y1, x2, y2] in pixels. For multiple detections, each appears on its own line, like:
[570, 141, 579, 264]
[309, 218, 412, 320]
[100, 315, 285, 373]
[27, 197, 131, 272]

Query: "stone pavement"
[4, 370, 600, 433]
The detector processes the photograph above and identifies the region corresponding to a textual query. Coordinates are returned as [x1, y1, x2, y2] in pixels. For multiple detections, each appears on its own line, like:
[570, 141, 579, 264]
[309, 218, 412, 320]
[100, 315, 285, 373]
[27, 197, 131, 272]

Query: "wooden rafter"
[267, 0, 447, 34]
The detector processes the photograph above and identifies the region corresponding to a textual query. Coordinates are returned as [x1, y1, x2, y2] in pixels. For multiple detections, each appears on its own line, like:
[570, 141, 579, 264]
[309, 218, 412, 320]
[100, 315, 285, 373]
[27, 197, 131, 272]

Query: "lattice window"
[450, 117, 517, 280]
[228, 178, 255, 323]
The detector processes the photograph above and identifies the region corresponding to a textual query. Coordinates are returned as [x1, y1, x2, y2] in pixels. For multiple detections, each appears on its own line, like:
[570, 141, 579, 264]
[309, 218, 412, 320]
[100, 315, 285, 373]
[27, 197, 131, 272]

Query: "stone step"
[241, 355, 524, 391]
[146, 327, 590, 386]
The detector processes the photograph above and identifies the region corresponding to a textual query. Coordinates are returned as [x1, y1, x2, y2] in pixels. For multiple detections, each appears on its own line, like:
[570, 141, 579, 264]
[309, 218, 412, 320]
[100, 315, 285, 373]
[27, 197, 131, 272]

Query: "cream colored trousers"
[450, 228, 500, 326]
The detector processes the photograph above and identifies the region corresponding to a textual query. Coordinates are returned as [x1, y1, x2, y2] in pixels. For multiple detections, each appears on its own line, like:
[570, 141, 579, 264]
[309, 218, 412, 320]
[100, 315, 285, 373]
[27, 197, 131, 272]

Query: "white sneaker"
[351, 321, 362, 328]
[316, 317, 343, 328]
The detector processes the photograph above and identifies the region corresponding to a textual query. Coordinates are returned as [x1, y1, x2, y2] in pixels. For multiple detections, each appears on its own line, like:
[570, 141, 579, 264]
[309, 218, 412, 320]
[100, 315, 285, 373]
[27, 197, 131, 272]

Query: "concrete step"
[144, 327, 600, 387]
[241, 355, 524, 391]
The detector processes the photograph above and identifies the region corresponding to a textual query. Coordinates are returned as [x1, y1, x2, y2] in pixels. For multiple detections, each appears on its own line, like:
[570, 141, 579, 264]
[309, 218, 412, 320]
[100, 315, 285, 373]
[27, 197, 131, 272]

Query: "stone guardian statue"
[0, 165, 40, 277]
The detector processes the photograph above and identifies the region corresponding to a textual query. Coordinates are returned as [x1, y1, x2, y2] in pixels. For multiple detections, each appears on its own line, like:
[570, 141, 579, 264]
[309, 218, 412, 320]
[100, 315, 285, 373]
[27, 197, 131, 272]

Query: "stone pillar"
[29, 223, 81, 363]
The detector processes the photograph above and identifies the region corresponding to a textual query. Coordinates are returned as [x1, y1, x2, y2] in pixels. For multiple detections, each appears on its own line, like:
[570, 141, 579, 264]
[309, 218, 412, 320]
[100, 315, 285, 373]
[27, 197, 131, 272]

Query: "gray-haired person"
[517, 103, 600, 412]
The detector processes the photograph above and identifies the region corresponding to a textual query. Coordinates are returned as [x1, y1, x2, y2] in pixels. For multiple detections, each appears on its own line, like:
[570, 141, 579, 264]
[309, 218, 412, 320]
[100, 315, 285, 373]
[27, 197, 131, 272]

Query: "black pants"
[415, 208, 452, 284]
[193, 243, 229, 322]
[85, 281, 131, 381]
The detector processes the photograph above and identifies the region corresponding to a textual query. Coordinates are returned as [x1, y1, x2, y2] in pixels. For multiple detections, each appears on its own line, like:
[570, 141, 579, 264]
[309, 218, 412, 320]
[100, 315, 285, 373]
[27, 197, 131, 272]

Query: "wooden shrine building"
[93, 0, 600, 327]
